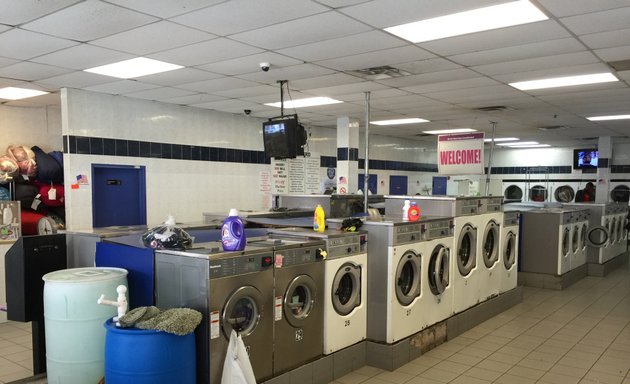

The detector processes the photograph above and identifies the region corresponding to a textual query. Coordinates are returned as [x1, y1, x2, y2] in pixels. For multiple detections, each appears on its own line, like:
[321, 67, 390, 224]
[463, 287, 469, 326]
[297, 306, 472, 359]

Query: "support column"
[336, 117, 360, 194]
[596, 136, 612, 203]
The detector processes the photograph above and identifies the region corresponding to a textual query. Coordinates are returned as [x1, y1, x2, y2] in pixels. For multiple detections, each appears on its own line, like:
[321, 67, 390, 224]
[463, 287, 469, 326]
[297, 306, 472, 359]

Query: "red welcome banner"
[437, 132, 485, 175]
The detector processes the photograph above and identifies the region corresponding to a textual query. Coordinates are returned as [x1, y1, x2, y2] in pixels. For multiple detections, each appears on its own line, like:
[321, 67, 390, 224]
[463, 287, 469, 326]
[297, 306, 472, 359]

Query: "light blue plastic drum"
[104, 319, 196, 383]
[43, 267, 128, 384]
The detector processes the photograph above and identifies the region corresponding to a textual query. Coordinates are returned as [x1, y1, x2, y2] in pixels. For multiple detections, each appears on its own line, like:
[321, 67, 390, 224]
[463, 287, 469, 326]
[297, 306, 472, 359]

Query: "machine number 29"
[344, 320, 351, 327]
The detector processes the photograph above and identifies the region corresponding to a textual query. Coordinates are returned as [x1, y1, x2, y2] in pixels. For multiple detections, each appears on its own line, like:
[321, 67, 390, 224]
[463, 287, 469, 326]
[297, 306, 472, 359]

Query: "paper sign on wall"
[437, 132, 485, 175]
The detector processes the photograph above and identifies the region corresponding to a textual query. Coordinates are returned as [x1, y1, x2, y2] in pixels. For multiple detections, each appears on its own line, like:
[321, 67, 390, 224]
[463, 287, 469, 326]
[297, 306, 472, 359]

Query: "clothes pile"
[0, 145, 65, 235]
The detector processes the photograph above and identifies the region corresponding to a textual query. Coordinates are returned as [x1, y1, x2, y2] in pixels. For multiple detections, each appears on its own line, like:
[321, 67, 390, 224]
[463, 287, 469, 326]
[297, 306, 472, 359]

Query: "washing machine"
[553, 184, 576, 203]
[266, 228, 367, 355]
[572, 208, 590, 269]
[499, 211, 519, 294]
[520, 209, 573, 275]
[477, 197, 503, 302]
[357, 218, 428, 343]
[154, 242, 275, 384]
[247, 236, 326, 376]
[611, 204, 628, 257]
[504, 184, 524, 202]
[385, 196, 482, 315]
[421, 216, 455, 327]
[564, 203, 623, 264]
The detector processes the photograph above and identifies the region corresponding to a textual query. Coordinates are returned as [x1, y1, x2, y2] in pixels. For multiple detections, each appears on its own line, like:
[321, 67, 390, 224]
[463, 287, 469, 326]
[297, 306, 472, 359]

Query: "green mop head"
[118, 306, 161, 328]
[136, 308, 202, 336]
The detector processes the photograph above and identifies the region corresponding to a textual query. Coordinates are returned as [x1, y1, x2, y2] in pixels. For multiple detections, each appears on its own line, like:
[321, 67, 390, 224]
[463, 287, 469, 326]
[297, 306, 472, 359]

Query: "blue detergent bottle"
[222, 209, 246, 251]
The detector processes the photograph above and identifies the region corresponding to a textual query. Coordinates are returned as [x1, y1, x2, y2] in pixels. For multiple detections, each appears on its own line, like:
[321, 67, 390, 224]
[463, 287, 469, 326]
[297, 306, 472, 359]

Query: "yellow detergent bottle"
[314, 204, 326, 233]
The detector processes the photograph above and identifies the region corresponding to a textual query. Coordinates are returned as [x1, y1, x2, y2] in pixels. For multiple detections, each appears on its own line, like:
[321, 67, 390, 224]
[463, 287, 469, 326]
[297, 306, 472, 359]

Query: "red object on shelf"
[21, 210, 46, 235]
[408, 203, 421, 222]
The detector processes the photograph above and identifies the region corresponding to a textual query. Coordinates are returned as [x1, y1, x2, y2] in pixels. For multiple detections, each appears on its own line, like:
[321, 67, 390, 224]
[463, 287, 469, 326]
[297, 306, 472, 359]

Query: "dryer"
[359, 218, 427, 343]
[248, 236, 326, 376]
[421, 216, 455, 327]
[385, 196, 482, 315]
[520, 209, 573, 276]
[267, 228, 367, 355]
[154, 242, 275, 384]
[477, 197, 503, 302]
[499, 211, 519, 294]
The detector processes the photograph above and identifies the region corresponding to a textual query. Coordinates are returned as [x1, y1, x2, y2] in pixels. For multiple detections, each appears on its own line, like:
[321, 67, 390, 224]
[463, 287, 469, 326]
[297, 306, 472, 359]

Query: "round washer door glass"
[562, 227, 570, 256]
[587, 226, 609, 247]
[332, 263, 361, 316]
[610, 218, 617, 243]
[580, 224, 588, 249]
[395, 250, 421, 306]
[283, 275, 316, 327]
[457, 224, 477, 276]
[222, 286, 263, 339]
[482, 221, 499, 268]
[571, 225, 580, 253]
[428, 245, 449, 296]
[503, 231, 516, 269]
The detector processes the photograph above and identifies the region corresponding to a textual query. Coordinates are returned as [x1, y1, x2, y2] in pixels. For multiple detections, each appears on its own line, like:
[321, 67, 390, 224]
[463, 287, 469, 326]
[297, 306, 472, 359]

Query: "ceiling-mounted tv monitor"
[573, 148, 598, 169]
[262, 114, 306, 159]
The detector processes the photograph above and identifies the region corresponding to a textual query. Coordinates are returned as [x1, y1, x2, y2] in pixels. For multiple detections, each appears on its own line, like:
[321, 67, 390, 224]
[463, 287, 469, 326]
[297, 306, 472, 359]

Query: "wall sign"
[437, 132, 485, 175]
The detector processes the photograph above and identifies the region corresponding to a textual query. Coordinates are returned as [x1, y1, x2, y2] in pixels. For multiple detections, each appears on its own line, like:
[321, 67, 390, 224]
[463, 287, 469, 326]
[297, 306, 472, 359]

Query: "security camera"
[259, 62, 270, 72]
[244, 109, 252, 115]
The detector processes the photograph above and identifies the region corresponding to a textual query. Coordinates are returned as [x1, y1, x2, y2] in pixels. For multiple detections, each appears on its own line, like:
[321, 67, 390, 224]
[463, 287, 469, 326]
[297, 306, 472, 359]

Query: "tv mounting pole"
[277, 80, 287, 118]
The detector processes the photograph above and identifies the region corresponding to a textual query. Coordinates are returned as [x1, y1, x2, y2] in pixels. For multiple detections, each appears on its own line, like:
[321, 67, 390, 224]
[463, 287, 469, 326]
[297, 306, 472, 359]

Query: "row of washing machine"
[153, 229, 368, 384]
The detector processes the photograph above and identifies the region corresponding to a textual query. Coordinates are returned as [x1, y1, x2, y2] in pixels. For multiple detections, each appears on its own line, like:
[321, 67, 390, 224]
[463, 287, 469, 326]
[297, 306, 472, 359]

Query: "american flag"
[76, 174, 88, 184]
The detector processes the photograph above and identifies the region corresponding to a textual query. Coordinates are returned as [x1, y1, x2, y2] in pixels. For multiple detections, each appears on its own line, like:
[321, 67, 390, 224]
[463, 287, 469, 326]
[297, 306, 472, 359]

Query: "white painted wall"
[0, 104, 62, 152]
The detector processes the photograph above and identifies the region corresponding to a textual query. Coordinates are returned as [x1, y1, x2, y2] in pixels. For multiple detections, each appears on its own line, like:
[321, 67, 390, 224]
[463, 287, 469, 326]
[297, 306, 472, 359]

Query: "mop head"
[118, 306, 202, 336]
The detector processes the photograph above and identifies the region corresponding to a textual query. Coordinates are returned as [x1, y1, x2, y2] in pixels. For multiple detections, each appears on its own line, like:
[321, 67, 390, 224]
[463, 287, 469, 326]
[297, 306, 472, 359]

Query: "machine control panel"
[324, 234, 363, 258]
[503, 212, 519, 227]
[424, 219, 454, 240]
[276, 246, 324, 267]
[394, 223, 422, 245]
[208, 252, 274, 279]
[455, 199, 479, 216]
[484, 197, 503, 213]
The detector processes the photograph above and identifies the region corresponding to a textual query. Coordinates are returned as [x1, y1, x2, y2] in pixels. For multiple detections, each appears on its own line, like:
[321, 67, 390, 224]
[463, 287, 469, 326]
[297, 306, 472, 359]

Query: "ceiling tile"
[394, 58, 461, 75]
[402, 77, 499, 94]
[0, 61, 71, 81]
[0, 0, 82, 25]
[277, 30, 405, 62]
[0, 28, 78, 60]
[448, 38, 586, 67]
[30, 43, 134, 70]
[473, 51, 600, 76]
[314, 0, 370, 8]
[212, 85, 279, 98]
[136, 68, 222, 87]
[301, 81, 391, 97]
[594, 46, 630, 62]
[316, 46, 434, 71]
[230, 11, 372, 50]
[36, 70, 115, 88]
[288, 73, 363, 90]
[178, 77, 261, 93]
[105, 0, 221, 18]
[22, 0, 158, 41]
[377, 68, 478, 88]
[172, 0, 329, 36]
[191, 99, 262, 113]
[124, 86, 197, 100]
[159, 93, 227, 105]
[90, 21, 215, 55]
[149, 38, 264, 66]
[0, 77, 23, 88]
[0, 56, 20, 68]
[560, 7, 630, 35]
[538, 0, 630, 18]
[580, 28, 630, 50]
[4, 91, 61, 107]
[198, 52, 303, 76]
[339, 0, 504, 29]
[238, 63, 335, 83]
[419, 20, 570, 56]
[84, 80, 160, 94]
[491, 63, 613, 84]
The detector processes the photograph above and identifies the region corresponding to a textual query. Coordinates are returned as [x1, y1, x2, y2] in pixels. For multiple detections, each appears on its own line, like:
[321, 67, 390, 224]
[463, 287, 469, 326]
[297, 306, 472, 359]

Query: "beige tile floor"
[1, 264, 629, 384]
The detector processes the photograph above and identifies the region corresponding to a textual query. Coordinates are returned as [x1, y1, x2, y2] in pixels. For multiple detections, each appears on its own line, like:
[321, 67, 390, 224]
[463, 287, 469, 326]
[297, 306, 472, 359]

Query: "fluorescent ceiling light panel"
[422, 128, 477, 134]
[371, 118, 430, 125]
[587, 114, 630, 121]
[84, 58, 183, 79]
[497, 141, 538, 146]
[265, 97, 342, 108]
[509, 73, 618, 91]
[506, 144, 551, 148]
[484, 137, 519, 142]
[0, 87, 49, 100]
[384, 0, 547, 43]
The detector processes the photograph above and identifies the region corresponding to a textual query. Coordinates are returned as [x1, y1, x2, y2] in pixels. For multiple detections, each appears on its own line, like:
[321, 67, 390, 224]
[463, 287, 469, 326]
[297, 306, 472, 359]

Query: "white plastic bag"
[221, 330, 256, 384]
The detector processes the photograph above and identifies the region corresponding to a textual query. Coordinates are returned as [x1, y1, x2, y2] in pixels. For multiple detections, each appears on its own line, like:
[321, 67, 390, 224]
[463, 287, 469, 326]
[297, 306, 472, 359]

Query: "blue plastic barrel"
[104, 319, 196, 384]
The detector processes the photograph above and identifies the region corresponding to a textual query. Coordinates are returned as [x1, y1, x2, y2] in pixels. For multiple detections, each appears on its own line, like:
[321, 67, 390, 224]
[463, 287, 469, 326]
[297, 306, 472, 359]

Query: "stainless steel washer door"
[283, 275, 317, 327]
[503, 231, 516, 270]
[222, 286, 263, 339]
[395, 250, 421, 306]
[457, 224, 477, 276]
[482, 221, 499, 268]
[429, 245, 449, 296]
[331, 262, 361, 316]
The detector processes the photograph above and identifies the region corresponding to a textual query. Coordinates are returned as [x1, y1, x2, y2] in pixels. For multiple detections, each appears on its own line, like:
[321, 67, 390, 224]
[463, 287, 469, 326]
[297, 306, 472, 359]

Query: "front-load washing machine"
[385, 196, 482, 315]
[358, 218, 428, 343]
[499, 211, 519, 294]
[520, 209, 573, 275]
[154, 242, 275, 384]
[247, 236, 326, 376]
[477, 197, 503, 302]
[267, 227, 367, 355]
[571, 208, 590, 268]
[421, 216, 455, 327]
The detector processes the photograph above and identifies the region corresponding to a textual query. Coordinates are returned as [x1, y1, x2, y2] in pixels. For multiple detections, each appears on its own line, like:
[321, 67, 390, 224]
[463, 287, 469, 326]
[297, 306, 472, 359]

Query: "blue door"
[432, 176, 448, 195]
[92, 164, 147, 227]
[389, 175, 408, 195]
[358, 174, 378, 194]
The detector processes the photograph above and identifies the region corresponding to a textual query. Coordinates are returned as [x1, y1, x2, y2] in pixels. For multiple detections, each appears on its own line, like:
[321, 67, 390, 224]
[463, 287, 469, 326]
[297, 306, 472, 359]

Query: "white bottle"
[2, 204, 11, 225]
[402, 199, 411, 221]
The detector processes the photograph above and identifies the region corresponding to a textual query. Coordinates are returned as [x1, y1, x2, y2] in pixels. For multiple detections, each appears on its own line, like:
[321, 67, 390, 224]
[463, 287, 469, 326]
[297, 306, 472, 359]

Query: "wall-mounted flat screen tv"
[573, 148, 598, 169]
